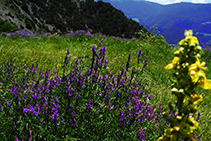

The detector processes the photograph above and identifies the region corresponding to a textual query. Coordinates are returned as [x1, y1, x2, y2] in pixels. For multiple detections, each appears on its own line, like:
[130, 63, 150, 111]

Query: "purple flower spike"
[197, 112, 201, 121]
[67, 49, 70, 55]
[6, 102, 11, 106]
[197, 136, 201, 141]
[77, 94, 81, 99]
[99, 38, 104, 46]
[144, 57, 149, 63]
[137, 128, 145, 140]
[56, 97, 59, 102]
[120, 110, 124, 121]
[92, 45, 97, 53]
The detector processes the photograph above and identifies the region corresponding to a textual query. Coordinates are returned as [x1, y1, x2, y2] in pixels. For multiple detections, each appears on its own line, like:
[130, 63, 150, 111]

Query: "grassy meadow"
[0, 30, 211, 140]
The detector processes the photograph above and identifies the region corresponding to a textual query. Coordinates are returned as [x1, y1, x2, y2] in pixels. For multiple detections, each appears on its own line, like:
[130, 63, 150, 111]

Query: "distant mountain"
[0, 0, 149, 39]
[99, 0, 211, 47]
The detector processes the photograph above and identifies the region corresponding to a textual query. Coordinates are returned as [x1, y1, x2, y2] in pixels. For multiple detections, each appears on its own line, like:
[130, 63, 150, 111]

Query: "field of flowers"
[0, 30, 211, 140]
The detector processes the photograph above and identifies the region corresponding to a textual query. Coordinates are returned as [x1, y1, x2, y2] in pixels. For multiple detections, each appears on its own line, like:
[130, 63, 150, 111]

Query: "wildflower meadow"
[0, 30, 210, 140]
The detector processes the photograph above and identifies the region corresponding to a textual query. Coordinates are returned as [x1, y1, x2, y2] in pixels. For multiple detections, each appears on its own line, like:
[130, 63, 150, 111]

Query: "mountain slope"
[100, 0, 211, 47]
[0, 0, 149, 38]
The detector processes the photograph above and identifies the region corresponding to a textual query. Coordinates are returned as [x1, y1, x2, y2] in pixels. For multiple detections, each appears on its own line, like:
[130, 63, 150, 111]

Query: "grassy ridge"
[0, 31, 211, 140]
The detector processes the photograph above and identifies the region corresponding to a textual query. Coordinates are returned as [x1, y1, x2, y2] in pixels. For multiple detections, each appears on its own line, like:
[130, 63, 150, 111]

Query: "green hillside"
[0, 31, 211, 140]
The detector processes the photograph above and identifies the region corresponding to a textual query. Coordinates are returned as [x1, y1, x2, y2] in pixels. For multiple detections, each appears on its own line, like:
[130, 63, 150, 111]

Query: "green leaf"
[170, 76, 177, 83]
[99, 114, 103, 118]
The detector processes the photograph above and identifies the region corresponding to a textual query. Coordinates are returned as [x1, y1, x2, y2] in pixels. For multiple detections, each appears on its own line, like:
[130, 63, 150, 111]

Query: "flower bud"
[176, 116, 182, 120]
[196, 46, 202, 51]
[178, 89, 184, 94]
[174, 51, 180, 55]
[172, 88, 178, 93]
[185, 63, 189, 67]
[192, 106, 198, 113]
[179, 47, 184, 53]
[183, 97, 187, 103]
[165, 128, 174, 135]
[190, 43, 195, 47]
[173, 126, 180, 131]
[196, 54, 200, 58]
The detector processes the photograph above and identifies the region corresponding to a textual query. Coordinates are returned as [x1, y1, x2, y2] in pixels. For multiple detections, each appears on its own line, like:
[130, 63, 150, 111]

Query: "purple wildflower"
[120, 110, 124, 121]
[137, 128, 145, 140]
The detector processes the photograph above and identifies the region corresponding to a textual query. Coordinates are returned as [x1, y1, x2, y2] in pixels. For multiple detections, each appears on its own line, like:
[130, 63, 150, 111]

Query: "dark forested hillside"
[0, 0, 149, 38]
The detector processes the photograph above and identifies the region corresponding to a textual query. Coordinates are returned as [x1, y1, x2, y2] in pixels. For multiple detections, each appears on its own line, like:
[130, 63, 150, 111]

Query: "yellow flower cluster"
[165, 29, 211, 89]
[57, 63, 62, 70]
[158, 29, 211, 141]
[158, 114, 198, 141]
[189, 57, 211, 89]
[179, 29, 199, 47]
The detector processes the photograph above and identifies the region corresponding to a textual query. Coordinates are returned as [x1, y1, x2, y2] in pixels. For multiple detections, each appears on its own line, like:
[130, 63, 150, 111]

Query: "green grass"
[0, 33, 211, 140]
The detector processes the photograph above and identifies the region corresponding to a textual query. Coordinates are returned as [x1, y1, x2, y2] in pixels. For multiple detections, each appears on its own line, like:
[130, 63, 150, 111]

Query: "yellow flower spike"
[161, 29, 205, 141]
[165, 57, 180, 70]
[190, 94, 203, 104]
